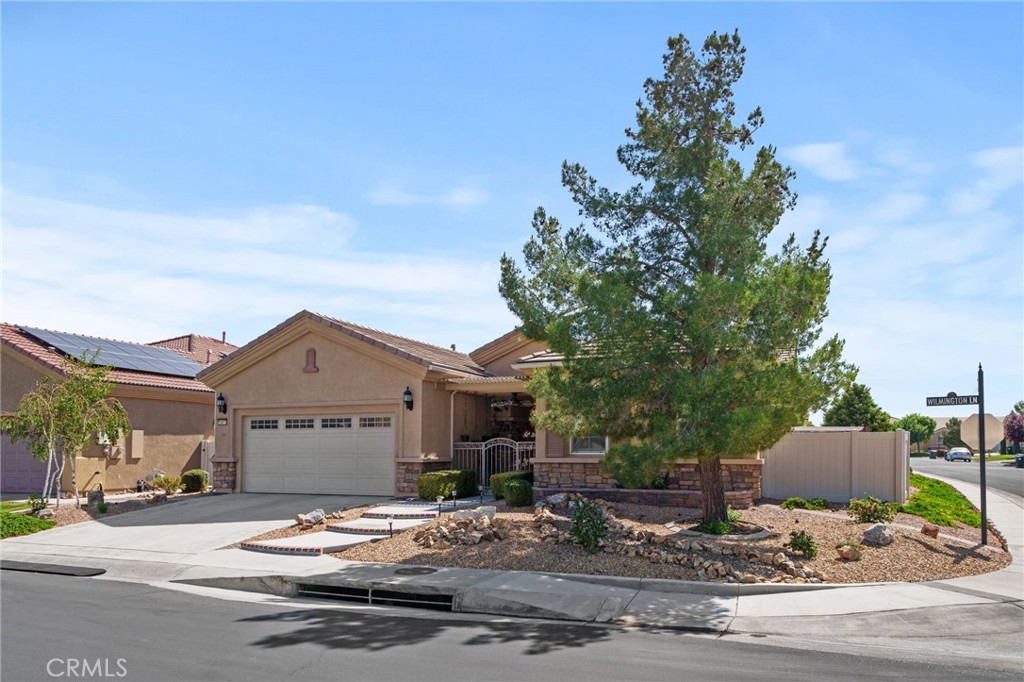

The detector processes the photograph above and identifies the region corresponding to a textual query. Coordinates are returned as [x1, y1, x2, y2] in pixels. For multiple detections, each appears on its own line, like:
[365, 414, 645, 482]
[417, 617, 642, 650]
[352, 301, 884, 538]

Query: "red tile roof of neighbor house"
[148, 333, 238, 365]
[0, 323, 214, 393]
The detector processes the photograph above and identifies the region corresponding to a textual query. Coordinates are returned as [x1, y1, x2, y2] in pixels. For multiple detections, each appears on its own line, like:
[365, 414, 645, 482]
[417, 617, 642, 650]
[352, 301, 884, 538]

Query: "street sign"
[960, 413, 1004, 451]
[925, 392, 979, 407]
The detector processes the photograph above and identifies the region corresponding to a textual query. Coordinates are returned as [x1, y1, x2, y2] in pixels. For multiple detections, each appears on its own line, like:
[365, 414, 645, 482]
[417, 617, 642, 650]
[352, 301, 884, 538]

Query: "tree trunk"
[52, 452, 66, 509]
[69, 451, 81, 509]
[697, 455, 728, 523]
[42, 442, 56, 503]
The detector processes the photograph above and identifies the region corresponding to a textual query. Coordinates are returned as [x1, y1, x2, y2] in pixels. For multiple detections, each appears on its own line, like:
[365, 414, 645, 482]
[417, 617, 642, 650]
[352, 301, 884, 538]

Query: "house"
[0, 323, 237, 495]
[196, 310, 762, 505]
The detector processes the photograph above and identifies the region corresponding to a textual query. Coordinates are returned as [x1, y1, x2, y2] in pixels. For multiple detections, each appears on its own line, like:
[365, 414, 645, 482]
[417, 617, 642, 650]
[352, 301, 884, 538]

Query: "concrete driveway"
[1, 493, 387, 559]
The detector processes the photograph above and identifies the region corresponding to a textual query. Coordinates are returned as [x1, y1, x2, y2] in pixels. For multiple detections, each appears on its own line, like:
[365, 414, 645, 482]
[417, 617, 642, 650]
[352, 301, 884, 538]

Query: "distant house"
[0, 324, 236, 495]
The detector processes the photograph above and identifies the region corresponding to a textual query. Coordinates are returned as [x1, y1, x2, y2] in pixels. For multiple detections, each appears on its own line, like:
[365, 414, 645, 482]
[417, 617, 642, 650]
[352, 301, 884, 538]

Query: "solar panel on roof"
[21, 327, 205, 378]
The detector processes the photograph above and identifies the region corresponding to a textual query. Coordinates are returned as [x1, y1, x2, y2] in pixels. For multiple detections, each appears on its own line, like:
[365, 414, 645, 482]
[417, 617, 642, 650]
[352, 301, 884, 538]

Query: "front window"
[570, 436, 608, 455]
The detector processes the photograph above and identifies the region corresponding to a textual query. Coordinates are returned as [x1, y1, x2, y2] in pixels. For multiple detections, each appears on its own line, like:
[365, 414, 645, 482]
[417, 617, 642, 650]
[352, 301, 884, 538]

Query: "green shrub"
[848, 495, 899, 523]
[95, 502, 108, 514]
[807, 498, 829, 510]
[152, 474, 182, 494]
[1, 511, 55, 538]
[780, 497, 829, 511]
[835, 539, 863, 551]
[181, 469, 209, 493]
[784, 530, 819, 558]
[489, 470, 533, 500]
[28, 493, 47, 513]
[695, 519, 732, 535]
[503, 479, 534, 507]
[568, 498, 608, 551]
[416, 470, 477, 501]
[726, 505, 741, 522]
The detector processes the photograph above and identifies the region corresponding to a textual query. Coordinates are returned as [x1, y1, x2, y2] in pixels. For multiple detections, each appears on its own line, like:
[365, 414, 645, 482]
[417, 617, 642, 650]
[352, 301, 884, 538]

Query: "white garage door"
[243, 414, 395, 495]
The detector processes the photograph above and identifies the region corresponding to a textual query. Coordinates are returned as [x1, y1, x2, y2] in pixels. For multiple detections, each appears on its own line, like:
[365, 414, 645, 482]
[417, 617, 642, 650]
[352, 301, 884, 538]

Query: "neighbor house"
[0, 323, 237, 495]
[196, 310, 763, 505]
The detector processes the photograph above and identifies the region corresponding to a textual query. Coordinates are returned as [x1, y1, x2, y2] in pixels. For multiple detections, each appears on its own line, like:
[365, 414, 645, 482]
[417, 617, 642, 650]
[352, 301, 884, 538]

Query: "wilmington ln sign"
[925, 392, 979, 407]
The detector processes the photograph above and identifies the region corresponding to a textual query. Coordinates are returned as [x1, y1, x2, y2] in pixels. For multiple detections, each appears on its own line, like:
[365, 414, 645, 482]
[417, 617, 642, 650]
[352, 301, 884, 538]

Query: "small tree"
[1004, 413, 1024, 454]
[943, 417, 966, 449]
[823, 384, 893, 432]
[894, 413, 937, 452]
[1, 354, 130, 508]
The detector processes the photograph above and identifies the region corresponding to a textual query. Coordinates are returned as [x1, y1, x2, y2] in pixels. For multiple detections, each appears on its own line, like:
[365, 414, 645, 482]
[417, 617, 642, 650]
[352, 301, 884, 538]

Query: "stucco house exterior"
[197, 310, 762, 505]
[0, 324, 236, 495]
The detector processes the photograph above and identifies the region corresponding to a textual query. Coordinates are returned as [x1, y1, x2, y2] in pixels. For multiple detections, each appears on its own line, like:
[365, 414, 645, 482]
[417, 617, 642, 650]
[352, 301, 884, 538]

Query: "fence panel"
[762, 429, 908, 503]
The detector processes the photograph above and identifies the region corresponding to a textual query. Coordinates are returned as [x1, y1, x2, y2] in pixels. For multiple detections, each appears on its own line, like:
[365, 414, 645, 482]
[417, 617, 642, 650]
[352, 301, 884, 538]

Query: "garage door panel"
[243, 414, 395, 495]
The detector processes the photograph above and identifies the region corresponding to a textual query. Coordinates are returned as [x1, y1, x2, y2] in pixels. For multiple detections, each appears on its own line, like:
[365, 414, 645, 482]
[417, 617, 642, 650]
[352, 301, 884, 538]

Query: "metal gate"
[452, 438, 534, 487]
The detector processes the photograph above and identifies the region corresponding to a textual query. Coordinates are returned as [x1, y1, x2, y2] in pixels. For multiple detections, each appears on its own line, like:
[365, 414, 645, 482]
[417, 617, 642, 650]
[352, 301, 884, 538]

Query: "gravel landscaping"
[237, 495, 1011, 585]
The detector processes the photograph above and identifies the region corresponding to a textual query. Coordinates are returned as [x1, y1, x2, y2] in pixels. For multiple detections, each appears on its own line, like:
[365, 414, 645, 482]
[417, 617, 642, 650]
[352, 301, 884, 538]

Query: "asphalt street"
[912, 457, 1024, 498]
[2, 572, 1019, 682]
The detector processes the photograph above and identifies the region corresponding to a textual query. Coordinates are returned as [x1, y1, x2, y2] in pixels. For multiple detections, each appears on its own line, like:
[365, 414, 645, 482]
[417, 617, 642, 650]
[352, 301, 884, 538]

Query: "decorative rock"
[545, 493, 568, 506]
[772, 552, 787, 566]
[921, 523, 939, 539]
[740, 574, 759, 584]
[87, 490, 104, 507]
[863, 524, 895, 547]
[836, 545, 862, 561]
[36, 508, 55, 518]
[295, 509, 326, 526]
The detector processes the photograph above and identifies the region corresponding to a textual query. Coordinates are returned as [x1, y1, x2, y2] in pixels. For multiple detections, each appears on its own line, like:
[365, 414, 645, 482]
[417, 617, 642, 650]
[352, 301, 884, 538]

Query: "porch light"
[387, 515, 394, 539]
[216, 393, 227, 414]
[437, 495, 444, 517]
[403, 387, 414, 411]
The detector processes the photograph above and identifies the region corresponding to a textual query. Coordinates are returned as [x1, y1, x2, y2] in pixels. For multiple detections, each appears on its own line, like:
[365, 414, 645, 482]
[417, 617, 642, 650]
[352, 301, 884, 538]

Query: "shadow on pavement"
[239, 608, 611, 655]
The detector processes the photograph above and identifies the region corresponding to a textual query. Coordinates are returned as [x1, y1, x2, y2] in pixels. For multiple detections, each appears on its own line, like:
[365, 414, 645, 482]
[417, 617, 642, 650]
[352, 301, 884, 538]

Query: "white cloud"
[369, 183, 489, 209]
[0, 189, 514, 348]
[862, 192, 928, 224]
[785, 142, 863, 181]
[947, 145, 1024, 214]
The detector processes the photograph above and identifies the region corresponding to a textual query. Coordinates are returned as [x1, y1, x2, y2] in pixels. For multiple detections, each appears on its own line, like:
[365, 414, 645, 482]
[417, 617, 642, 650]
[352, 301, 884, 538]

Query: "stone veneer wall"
[396, 460, 450, 495]
[534, 459, 762, 507]
[212, 460, 237, 492]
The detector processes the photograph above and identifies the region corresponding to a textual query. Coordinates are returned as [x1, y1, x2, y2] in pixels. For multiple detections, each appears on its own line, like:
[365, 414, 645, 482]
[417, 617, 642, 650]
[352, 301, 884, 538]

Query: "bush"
[489, 470, 533, 500]
[784, 530, 819, 558]
[152, 474, 182, 494]
[780, 497, 829, 511]
[727, 505, 741, 522]
[695, 519, 732, 535]
[28, 493, 47, 513]
[181, 469, 209, 493]
[503, 479, 534, 507]
[568, 498, 608, 551]
[848, 495, 899, 523]
[416, 470, 476, 501]
[1, 511, 55, 538]
[95, 502, 108, 514]
[835, 539, 863, 551]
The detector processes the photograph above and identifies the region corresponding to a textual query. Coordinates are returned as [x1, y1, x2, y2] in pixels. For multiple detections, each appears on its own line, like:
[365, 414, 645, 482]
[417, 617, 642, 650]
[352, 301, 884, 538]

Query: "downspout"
[450, 390, 458, 463]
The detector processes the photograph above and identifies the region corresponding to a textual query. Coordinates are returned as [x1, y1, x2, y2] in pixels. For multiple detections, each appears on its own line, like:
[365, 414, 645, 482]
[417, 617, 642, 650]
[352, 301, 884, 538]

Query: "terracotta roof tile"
[149, 333, 239, 366]
[1, 323, 213, 394]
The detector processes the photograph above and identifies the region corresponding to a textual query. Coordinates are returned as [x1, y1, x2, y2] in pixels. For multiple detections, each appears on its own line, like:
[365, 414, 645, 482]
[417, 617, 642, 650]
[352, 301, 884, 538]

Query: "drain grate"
[295, 583, 454, 612]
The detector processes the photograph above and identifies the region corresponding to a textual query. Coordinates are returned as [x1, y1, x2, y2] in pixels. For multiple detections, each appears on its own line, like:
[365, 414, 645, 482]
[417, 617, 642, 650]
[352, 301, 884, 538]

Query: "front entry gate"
[452, 438, 534, 487]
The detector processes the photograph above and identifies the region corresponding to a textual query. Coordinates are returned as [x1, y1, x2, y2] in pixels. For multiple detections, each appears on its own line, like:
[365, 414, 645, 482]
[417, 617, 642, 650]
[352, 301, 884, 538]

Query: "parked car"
[945, 447, 973, 462]
[927, 448, 946, 459]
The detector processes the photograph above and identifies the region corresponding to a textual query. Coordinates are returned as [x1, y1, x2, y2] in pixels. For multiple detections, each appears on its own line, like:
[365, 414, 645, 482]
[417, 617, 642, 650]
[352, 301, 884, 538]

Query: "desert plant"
[834, 539, 863, 551]
[416, 470, 477, 501]
[28, 493, 47, 513]
[181, 469, 209, 493]
[727, 505, 741, 522]
[780, 497, 829, 511]
[503, 479, 534, 507]
[489, 470, 533, 500]
[152, 474, 182, 495]
[784, 530, 819, 558]
[848, 495, 898, 523]
[568, 498, 608, 551]
[95, 501, 108, 514]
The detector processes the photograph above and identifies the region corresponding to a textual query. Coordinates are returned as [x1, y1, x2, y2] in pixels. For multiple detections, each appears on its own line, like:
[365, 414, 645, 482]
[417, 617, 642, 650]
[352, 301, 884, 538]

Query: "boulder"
[862, 524, 894, 547]
[36, 508, 55, 519]
[295, 509, 326, 526]
[545, 493, 567, 506]
[921, 523, 940, 539]
[836, 545, 862, 561]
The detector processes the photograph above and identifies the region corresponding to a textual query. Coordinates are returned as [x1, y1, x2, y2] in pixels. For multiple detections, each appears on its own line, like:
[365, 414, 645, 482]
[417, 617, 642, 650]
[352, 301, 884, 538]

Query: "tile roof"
[1, 323, 213, 394]
[202, 310, 489, 379]
[149, 333, 238, 366]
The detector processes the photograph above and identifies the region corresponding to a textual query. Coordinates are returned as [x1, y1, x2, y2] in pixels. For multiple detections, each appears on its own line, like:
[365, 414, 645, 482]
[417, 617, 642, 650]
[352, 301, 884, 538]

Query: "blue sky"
[3, 2, 1022, 422]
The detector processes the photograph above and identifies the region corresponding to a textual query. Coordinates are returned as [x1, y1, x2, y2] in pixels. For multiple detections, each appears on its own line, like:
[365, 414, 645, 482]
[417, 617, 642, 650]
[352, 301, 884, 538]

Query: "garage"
[243, 414, 396, 495]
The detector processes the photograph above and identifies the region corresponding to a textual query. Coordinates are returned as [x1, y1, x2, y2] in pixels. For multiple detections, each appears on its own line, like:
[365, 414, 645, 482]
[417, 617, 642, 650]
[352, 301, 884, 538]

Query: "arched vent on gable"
[303, 348, 319, 373]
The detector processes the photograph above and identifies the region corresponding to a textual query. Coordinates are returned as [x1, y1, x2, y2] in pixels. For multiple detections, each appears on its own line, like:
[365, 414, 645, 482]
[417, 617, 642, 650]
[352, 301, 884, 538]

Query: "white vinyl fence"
[762, 429, 909, 504]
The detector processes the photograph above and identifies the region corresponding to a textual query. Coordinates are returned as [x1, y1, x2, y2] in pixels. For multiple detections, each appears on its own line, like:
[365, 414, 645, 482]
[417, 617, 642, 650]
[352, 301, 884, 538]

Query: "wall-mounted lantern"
[216, 393, 227, 414]
[403, 386, 414, 411]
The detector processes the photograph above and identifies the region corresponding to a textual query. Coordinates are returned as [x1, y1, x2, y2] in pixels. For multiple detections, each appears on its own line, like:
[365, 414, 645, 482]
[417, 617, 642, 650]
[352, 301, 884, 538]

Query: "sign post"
[924, 366, 988, 545]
